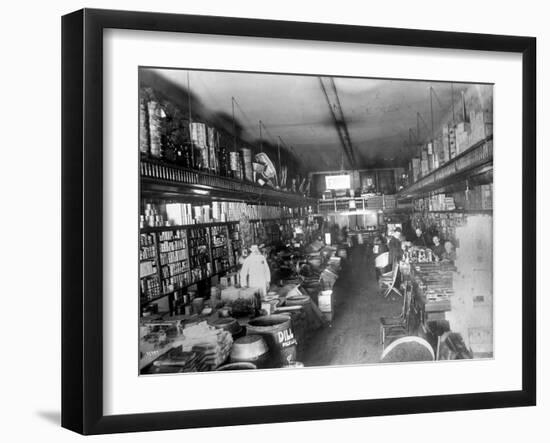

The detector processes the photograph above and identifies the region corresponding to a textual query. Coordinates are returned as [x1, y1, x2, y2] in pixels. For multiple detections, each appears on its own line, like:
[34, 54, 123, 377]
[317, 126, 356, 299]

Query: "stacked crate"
[455, 122, 471, 155]
[420, 148, 429, 177]
[409, 158, 421, 183]
[469, 110, 493, 145]
[448, 125, 457, 159]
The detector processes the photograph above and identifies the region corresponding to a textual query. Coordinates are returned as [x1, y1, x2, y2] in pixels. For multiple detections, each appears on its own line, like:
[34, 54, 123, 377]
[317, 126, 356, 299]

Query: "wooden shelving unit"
[139, 222, 241, 310]
[414, 209, 493, 215]
[398, 135, 493, 200]
[317, 194, 398, 214]
[139, 217, 299, 310]
[140, 158, 316, 207]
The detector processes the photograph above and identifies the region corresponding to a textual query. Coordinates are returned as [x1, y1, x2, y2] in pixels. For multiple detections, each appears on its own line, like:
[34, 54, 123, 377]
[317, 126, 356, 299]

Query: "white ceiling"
[145, 68, 486, 172]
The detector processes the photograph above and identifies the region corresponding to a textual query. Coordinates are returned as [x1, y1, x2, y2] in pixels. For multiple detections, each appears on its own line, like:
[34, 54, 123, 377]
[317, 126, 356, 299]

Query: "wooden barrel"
[247, 314, 297, 367]
[380, 336, 435, 363]
[217, 362, 257, 371]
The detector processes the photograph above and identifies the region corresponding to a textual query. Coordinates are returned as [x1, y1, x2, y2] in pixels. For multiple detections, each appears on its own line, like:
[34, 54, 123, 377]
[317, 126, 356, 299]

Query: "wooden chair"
[374, 251, 390, 272]
[379, 262, 403, 299]
[379, 283, 412, 349]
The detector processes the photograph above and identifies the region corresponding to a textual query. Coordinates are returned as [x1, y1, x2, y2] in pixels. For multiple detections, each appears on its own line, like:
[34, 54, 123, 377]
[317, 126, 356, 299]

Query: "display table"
[406, 262, 455, 332]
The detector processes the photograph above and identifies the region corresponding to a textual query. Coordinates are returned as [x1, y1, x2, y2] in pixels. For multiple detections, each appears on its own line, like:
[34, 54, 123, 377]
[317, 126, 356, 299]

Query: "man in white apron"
[239, 244, 271, 297]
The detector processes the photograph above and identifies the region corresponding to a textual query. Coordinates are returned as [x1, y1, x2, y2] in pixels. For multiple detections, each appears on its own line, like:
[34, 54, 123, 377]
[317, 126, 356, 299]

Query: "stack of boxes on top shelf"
[469, 110, 493, 146]
[413, 194, 456, 212]
[428, 194, 456, 211]
[413, 183, 492, 215]
[408, 109, 493, 185]
[465, 184, 493, 210]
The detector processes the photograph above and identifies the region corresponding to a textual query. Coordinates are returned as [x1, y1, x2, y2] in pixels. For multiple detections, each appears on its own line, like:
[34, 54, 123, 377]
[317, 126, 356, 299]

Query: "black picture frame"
[62, 8, 537, 435]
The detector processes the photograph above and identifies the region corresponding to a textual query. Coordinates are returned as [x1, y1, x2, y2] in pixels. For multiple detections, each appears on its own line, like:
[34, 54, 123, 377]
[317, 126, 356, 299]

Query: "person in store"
[373, 236, 390, 278]
[238, 247, 249, 268]
[441, 240, 457, 264]
[239, 244, 271, 297]
[388, 227, 403, 265]
[431, 235, 446, 261]
[412, 227, 429, 247]
[373, 236, 389, 256]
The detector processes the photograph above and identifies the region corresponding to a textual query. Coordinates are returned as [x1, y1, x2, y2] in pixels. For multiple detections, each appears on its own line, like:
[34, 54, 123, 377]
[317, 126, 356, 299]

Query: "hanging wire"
[259, 120, 263, 153]
[231, 96, 236, 153]
[187, 71, 194, 166]
[451, 83, 456, 123]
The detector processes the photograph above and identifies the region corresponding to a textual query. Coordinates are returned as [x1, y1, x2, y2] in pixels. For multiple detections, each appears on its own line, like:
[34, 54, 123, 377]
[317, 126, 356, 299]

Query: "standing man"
[431, 235, 446, 261]
[388, 227, 403, 265]
[239, 244, 271, 297]
[413, 227, 428, 247]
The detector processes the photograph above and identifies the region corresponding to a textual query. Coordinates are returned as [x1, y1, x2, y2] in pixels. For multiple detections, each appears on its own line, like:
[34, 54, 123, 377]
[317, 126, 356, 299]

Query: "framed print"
[61, 8, 536, 435]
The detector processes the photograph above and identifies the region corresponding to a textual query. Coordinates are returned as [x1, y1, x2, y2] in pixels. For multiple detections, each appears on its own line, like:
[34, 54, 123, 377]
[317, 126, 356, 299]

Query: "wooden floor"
[301, 245, 400, 367]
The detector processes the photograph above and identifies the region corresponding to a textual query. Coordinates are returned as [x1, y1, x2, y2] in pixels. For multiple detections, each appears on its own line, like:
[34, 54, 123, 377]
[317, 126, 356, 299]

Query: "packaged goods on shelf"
[428, 154, 436, 171]
[455, 121, 471, 154]
[240, 148, 253, 182]
[147, 99, 164, 159]
[410, 158, 420, 183]
[420, 159, 429, 176]
[469, 110, 493, 145]
[139, 96, 150, 155]
[140, 260, 156, 277]
[165, 203, 193, 226]
[438, 131, 451, 164]
[426, 194, 456, 211]
[141, 203, 165, 228]
[189, 122, 207, 148]
[448, 125, 457, 158]
[207, 127, 219, 174]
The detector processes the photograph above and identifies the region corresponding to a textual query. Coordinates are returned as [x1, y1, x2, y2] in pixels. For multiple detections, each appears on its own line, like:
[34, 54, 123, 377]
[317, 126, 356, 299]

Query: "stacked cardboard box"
[410, 158, 420, 183]
[421, 148, 428, 162]
[469, 110, 493, 145]
[440, 129, 451, 164]
[420, 159, 429, 176]
[455, 122, 471, 154]
[427, 194, 456, 211]
[448, 125, 457, 159]
[433, 136, 445, 168]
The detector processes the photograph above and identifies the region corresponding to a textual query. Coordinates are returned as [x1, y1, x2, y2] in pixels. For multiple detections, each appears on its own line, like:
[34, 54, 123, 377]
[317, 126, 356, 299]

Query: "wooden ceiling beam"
[318, 77, 358, 169]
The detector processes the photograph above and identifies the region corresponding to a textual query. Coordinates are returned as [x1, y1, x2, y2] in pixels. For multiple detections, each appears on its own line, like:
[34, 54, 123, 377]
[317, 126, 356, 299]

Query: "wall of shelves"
[139, 217, 299, 313]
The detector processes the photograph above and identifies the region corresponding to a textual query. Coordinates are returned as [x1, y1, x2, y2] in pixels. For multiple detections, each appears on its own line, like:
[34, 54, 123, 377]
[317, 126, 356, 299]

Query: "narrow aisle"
[302, 246, 401, 367]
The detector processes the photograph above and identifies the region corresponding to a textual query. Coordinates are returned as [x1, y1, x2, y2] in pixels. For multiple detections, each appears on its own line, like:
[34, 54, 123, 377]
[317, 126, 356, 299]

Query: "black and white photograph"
[138, 68, 494, 374]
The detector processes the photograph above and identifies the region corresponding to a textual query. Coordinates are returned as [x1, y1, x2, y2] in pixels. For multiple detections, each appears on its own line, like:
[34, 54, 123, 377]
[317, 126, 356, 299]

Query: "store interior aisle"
[302, 246, 400, 366]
